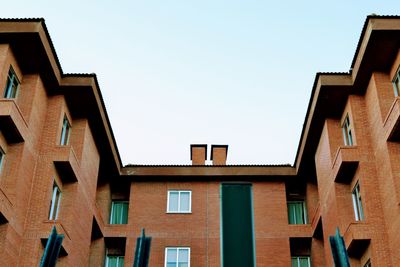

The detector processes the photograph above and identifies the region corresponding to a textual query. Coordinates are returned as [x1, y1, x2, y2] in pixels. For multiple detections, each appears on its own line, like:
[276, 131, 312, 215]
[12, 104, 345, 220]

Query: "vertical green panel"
[221, 183, 255, 267]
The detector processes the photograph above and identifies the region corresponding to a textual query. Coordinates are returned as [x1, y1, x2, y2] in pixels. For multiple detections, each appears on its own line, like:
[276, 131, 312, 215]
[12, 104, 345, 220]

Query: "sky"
[1, 1, 399, 165]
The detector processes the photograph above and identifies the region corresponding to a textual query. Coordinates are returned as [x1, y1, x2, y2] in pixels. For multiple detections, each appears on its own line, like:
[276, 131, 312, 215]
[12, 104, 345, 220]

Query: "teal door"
[221, 183, 256, 267]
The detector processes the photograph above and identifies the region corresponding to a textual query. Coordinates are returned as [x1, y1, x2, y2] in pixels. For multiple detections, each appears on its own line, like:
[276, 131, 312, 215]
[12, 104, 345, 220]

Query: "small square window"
[291, 256, 311, 267]
[49, 184, 62, 220]
[167, 191, 191, 213]
[352, 182, 364, 221]
[392, 67, 400, 97]
[165, 247, 190, 267]
[287, 201, 307, 224]
[3, 67, 20, 99]
[105, 255, 124, 267]
[60, 116, 71, 146]
[0, 147, 4, 174]
[110, 201, 129, 224]
[342, 115, 354, 146]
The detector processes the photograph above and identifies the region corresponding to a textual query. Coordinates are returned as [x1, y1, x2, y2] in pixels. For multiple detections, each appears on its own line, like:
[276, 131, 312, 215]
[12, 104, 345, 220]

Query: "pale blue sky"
[1, 1, 398, 165]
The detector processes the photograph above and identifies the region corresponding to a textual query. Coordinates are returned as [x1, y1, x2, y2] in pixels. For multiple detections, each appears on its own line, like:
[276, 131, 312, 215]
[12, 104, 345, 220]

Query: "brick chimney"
[190, 144, 207, 165]
[211, 145, 228, 165]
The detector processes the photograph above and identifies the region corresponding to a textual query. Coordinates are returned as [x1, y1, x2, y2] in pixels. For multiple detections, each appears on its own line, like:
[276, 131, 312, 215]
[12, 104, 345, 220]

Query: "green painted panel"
[221, 183, 255, 267]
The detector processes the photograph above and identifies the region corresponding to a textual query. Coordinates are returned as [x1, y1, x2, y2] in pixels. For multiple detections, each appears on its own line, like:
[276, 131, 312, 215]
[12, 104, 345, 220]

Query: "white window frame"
[392, 66, 400, 97]
[167, 190, 192, 213]
[49, 184, 62, 220]
[0, 147, 4, 175]
[109, 200, 129, 224]
[60, 116, 71, 146]
[352, 182, 364, 221]
[363, 259, 371, 267]
[3, 66, 20, 99]
[342, 115, 354, 146]
[164, 247, 190, 267]
[105, 254, 124, 267]
[291, 256, 311, 267]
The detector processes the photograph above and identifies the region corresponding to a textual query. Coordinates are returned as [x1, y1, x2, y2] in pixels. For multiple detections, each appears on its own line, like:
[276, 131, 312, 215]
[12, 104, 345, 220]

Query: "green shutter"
[221, 183, 255, 267]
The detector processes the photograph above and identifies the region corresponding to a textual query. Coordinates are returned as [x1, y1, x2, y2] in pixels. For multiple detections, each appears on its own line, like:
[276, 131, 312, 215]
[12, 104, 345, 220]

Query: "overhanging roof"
[294, 15, 400, 175]
[122, 164, 296, 179]
[0, 18, 122, 175]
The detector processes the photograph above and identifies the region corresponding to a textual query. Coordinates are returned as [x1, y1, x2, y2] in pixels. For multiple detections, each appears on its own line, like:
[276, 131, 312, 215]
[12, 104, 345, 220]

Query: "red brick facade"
[0, 16, 399, 266]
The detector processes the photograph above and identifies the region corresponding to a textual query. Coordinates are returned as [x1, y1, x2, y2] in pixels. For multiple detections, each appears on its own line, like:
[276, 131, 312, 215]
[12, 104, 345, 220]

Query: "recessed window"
[165, 247, 190, 267]
[167, 190, 191, 213]
[291, 256, 311, 267]
[0, 147, 4, 174]
[393, 67, 400, 96]
[49, 184, 62, 220]
[110, 201, 129, 224]
[342, 115, 354, 146]
[60, 116, 71, 146]
[3, 67, 20, 99]
[105, 255, 124, 267]
[364, 259, 371, 267]
[352, 182, 364, 221]
[287, 201, 307, 224]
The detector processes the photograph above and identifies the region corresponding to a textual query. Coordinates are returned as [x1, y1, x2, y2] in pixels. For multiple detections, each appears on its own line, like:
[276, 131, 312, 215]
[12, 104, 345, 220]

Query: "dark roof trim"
[124, 164, 292, 167]
[293, 72, 321, 168]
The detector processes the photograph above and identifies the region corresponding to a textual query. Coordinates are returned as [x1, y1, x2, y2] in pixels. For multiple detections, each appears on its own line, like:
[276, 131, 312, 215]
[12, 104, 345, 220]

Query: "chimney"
[211, 145, 228, 165]
[190, 144, 207, 165]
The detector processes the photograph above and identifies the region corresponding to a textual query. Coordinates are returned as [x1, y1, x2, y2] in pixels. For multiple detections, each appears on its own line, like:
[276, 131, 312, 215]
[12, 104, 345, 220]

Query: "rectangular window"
[3, 67, 20, 99]
[110, 201, 129, 224]
[342, 115, 354, 146]
[49, 184, 62, 220]
[0, 147, 4, 174]
[60, 116, 71, 145]
[291, 256, 311, 267]
[105, 255, 124, 267]
[393, 66, 400, 96]
[352, 182, 364, 221]
[165, 247, 190, 267]
[287, 201, 307, 224]
[167, 191, 191, 213]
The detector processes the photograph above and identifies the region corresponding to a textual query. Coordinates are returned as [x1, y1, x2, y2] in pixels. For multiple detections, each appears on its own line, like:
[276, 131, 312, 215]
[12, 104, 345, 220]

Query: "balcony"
[331, 146, 359, 183]
[53, 146, 79, 182]
[384, 97, 400, 141]
[343, 222, 370, 258]
[0, 99, 28, 143]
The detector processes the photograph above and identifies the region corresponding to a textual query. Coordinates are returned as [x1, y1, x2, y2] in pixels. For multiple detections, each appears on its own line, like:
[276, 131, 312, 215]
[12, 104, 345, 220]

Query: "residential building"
[0, 16, 399, 266]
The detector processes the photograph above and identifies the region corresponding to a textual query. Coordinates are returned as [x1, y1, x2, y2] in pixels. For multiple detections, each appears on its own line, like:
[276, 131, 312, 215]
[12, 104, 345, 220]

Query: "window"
[3, 67, 20, 99]
[352, 182, 364, 221]
[105, 255, 124, 267]
[167, 191, 191, 213]
[0, 147, 4, 174]
[287, 201, 307, 224]
[49, 184, 61, 220]
[110, 201, 129, 224]
[393, 66, 400, 96]
[342, 115, 354, 146]
[364, 259, 371, 267]
[60, 116, 71, 145]
[291, 256, 311, 267]
[165, 247, 190, 267]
